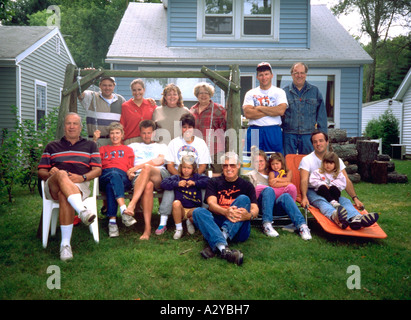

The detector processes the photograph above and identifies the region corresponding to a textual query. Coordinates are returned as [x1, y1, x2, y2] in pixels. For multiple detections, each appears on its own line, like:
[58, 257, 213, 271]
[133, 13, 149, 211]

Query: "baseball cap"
[100, 76, 116, 84]
[256, 62, 272, 72]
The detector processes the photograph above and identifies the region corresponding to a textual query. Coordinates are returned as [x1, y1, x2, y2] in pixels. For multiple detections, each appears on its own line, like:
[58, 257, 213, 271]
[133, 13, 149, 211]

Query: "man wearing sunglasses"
[192, 152, 258, 266]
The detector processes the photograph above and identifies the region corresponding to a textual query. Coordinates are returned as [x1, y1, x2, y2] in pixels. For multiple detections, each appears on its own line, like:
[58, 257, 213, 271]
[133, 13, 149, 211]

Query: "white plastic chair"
[41, 177, 100, 248]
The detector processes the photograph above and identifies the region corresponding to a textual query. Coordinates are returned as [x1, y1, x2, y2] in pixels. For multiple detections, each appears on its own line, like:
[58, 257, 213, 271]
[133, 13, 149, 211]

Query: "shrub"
[364, 108, 399, 154]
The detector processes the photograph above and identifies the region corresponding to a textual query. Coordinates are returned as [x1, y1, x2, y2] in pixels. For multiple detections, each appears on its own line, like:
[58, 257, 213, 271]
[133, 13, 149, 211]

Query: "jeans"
[99, 168, 132, 218]
[193, 195, 251, 252]
[307, 188, 358, 220]
[258, 187, 306, 228]
[283, 133, 313, 156]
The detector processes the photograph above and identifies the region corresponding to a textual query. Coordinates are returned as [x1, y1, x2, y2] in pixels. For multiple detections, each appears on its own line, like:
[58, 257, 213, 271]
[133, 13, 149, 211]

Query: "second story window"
[198, 0, 279, 42]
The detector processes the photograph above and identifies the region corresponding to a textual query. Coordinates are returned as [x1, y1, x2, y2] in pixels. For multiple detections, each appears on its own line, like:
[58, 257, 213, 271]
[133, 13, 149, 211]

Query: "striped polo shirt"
[38, 137, 102, 175]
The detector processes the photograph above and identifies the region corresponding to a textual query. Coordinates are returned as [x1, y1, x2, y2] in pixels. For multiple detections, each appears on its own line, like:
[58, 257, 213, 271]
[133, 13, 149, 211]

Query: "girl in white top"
[309, 151, 347, 208]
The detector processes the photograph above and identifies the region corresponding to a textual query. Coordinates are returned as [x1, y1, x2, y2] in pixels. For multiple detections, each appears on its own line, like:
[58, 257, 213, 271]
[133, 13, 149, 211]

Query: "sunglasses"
[222, 164, 237, 169]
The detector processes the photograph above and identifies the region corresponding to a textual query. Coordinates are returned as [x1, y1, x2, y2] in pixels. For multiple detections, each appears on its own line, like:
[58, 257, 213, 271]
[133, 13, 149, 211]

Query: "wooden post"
[56, 64, 76, 139]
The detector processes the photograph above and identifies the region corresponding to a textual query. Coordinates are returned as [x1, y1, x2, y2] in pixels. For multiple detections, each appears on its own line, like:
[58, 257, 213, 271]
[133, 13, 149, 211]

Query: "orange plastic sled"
[285, 154, 387, 239]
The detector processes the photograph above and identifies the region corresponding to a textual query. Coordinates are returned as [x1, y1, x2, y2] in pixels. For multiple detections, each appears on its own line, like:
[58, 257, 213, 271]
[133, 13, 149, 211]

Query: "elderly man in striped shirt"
[38, 112, 102, 261]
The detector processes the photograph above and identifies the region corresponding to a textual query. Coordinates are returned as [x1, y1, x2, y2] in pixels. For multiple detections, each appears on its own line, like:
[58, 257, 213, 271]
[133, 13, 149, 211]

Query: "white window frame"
[273, 69, 341, 128]
[197, 0, 280, 42]
[35, 80, 47, 129]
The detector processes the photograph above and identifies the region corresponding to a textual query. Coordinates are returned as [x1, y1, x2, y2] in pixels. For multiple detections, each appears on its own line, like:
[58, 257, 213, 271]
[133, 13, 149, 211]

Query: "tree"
[363, 35, 411, 101]
[332, 0, 411, 102]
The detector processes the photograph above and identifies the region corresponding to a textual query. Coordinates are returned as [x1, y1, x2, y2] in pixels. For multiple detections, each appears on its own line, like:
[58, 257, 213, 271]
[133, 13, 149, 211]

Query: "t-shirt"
[165, 136, 211, 170]
[99, 144, 135, 173]
[38, 137, 101, 175]
[205, 175, 257, 208]
[152, 105, 190, 143]
[309, 169, 347, 191]
[128, 141, 168, 172]
[120, 98, 157, 141]
[243, 85, 288, 126]
[299, 151, 345, 189]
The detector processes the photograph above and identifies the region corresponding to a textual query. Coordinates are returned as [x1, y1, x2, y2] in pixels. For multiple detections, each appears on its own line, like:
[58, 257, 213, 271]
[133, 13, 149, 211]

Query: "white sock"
[222, 229, 229, 240]
[67, 194, 85, 214]
[60, 224, 73, 247]
[160, 215, 168, 226]
[120, 205, 127, 215]
[175, 223, 183, 230]
[217, 243, 226, 252]
[109, 217, 117, 225]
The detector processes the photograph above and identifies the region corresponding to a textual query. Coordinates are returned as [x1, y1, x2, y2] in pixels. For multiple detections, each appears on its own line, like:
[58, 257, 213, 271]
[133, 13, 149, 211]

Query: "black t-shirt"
[205, 175, 257, 208]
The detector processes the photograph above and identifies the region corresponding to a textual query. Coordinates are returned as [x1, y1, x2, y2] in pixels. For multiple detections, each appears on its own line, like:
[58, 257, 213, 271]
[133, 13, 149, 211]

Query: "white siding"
[401, 86, 411, 156]
[362, 100, 403, 134]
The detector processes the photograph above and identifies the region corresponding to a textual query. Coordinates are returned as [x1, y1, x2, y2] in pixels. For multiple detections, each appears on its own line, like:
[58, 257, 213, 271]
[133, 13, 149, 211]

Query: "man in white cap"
[242, 62, 288, 154]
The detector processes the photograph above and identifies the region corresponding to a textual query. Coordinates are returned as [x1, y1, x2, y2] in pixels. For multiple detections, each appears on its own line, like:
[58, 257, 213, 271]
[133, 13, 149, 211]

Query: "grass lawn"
[0, 160, 410, 301]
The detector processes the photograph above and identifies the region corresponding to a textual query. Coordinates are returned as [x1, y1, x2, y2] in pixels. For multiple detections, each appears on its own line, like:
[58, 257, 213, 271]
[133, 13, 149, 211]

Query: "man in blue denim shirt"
[282, 62, 328, 155]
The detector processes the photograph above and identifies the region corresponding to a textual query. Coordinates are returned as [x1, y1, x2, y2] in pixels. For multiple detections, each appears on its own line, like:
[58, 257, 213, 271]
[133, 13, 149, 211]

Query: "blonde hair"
[160, 83, 184, 108]
[268, 152, 288, 173]
[320, 151, 340, 178]
[178, 155, 197, 177]
[193, 82, 215, 98]
[108, 122, 124, 135]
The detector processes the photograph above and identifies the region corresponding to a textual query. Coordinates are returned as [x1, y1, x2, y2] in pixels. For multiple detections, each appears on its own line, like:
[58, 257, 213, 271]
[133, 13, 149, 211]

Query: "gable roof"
[0, 26, 75, 65]
[393, 68, 411, 101]
[106, 3, 372, 66]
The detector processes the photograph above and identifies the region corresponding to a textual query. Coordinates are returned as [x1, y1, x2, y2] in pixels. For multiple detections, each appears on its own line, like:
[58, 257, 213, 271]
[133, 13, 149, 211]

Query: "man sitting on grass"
[192, 152, 259, 266]
[38, 113, 102, 261]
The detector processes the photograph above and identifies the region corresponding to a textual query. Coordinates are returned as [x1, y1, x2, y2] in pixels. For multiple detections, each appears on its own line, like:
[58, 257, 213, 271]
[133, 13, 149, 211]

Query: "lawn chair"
[285, 154, 387, 239]
[41, 178, 100, 248]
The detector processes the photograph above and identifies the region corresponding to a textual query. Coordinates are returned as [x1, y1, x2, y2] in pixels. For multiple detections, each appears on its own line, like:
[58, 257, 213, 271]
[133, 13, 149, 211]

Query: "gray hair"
[193, 82, 215, 98]
[65, 112, 82, 128]
[108, 122, 124, 134]
[220, 151, 240, 165]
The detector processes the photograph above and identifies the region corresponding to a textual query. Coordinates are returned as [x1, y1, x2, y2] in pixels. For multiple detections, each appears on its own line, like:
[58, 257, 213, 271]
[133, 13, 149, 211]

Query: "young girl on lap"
[268, 152, 297, 201]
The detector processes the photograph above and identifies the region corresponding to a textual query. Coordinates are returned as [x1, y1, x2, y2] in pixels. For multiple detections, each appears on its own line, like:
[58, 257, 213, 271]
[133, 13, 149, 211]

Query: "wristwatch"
[82, 174, 87, 181]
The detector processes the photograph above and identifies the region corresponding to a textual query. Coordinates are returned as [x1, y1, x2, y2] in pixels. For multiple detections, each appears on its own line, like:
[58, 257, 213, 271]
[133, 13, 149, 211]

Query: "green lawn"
[0, 160, 410, 301]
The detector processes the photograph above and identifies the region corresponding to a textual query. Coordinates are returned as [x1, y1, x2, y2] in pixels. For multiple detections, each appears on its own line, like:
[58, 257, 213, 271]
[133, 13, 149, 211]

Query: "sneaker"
[109, 223, 119, 237]
[186, 220, 195, 235]
[155, 225, 167, 235]
[262, 222, 279, 237]
[360, 212, 379, 228]
[299, 224, 312, 240]
[122, 214, 137, 227]
[173, 229, 184, 240]
[201, 245, 216, 259]
[60, 245, 73, 261]
[331, 205, 349, 229]
[79, 209, 96, 226]
[348, 214, 363, 230]
[220, 247, 244, 266]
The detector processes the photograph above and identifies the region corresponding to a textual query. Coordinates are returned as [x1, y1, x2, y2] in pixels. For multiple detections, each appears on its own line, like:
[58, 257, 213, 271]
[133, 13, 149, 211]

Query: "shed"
[0, 26, 75, 133]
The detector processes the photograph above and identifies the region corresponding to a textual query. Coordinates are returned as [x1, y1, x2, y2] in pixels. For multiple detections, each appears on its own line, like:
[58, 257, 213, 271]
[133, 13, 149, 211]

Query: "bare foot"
[139, 233, 150, 240]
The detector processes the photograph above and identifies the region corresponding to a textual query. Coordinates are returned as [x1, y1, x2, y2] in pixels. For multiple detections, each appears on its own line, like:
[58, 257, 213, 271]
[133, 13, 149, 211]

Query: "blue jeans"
[99, 168, 132, 218]
[193, 195, 251, 252]
[283, 133, 314, 156]
[307, 189, 358, 220]
[258, 187, 306, 228]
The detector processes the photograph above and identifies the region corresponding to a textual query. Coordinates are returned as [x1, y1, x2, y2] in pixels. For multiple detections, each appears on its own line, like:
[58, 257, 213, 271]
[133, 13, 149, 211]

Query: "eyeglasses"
[222, 164, 237, 169]
[292, 72, 306, 76]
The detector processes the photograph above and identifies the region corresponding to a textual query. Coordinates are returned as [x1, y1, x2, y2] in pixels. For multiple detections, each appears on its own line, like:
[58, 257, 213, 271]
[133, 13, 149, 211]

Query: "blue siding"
[340, 67, 362, 137]
[168, 0, 309, 48]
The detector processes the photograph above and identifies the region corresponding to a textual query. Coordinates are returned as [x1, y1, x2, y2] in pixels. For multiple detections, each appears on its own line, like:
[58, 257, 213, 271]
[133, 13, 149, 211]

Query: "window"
[198, 0, 279, 41]
[35, 80, 47, 130]
[274, 70, 341, 128]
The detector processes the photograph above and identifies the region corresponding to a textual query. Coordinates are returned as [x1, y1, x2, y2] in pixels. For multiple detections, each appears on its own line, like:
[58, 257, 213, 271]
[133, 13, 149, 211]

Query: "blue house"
[106, 0, 372, 137]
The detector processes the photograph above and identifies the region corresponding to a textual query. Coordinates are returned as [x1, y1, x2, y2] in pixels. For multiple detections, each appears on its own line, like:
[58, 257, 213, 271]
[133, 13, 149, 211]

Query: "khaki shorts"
[45, 178, 90, 201]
